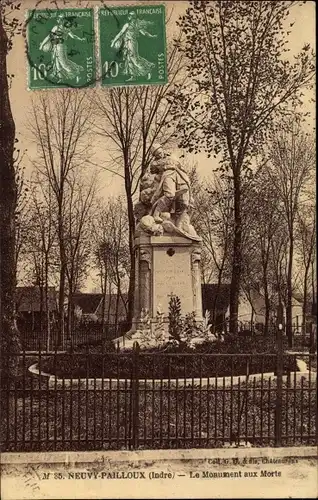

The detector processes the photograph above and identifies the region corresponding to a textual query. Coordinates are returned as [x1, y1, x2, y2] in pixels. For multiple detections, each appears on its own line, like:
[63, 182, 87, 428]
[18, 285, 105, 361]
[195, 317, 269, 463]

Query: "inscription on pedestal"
[153, 247, 193, 315]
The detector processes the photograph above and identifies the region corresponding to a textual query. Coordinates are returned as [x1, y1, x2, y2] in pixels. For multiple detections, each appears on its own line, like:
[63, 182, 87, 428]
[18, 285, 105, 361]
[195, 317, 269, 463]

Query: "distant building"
[202, 284, 272, 333]
[73, 293, 103, 322]
[95, 293, 128, 324]
[16, 286, 58, 329]
[201, 284, 231, 332]
[72, 292, 128, 324]
[227, 291, 306, 331]
[234, 290, 268, 325]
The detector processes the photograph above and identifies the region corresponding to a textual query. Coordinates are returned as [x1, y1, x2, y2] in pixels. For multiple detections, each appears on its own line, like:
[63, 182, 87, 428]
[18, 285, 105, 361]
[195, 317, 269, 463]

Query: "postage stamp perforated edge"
[97, 2, 168, 88]
[24, 2, 168, 91]
[25, 6, 96, 91]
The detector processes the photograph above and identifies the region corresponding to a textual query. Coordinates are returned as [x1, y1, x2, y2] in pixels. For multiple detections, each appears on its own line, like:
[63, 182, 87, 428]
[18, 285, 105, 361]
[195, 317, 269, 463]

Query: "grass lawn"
[1, 376, 316, 452]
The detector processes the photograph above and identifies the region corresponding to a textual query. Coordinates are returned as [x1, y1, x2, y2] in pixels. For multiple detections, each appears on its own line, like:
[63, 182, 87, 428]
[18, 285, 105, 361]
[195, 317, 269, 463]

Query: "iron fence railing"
[18, 320, 314, 353]
[0, 340, 316, 452]
[18, 322, 130, 352]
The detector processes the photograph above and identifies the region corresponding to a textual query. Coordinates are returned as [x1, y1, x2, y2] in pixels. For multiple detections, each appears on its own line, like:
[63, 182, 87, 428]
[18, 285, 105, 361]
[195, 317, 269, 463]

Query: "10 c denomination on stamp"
[27, 8, 96, 90]
[99, 5, 167, 87]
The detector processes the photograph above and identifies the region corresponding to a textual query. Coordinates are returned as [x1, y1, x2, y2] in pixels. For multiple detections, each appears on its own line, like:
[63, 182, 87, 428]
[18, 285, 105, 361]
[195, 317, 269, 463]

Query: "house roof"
[96, 293, 128, 319]
[201, 284, 231, 313]
[72, 293, 103, 315]
[16, 286, 58, 312]
[73, 292, 128, 319]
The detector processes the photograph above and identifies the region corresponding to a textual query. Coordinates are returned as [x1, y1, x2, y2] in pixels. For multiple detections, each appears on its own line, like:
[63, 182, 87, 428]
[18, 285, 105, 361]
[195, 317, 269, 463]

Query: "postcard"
[0, 0, 316, 498]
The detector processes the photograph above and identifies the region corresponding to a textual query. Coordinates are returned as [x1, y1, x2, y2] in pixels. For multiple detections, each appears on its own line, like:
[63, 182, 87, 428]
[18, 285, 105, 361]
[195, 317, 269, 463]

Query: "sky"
[7, 0, 316, 191]
[6, 0, 316, 291]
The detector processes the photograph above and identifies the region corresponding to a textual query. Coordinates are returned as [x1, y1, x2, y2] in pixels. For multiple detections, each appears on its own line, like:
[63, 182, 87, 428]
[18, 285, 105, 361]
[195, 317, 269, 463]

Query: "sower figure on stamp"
[110, 11, 157, 81]
[39, 14, 85, 83]
[149, 143, 193, 232]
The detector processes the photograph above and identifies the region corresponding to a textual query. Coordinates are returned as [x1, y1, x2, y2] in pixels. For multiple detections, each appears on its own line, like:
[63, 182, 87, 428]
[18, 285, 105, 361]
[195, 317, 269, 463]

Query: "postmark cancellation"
[26, 7, 96, 90]
[26, 5, 167, 90]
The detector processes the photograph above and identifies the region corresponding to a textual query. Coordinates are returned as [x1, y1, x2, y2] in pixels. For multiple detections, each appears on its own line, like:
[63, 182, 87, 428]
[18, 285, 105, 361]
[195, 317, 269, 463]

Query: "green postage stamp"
[99, 5, 167, 87]
[27, 8, 95, 90]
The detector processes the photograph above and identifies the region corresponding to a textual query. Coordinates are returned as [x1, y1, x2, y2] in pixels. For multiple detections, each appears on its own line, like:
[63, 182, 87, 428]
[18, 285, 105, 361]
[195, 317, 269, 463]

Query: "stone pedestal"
[132, 235, 203, 331]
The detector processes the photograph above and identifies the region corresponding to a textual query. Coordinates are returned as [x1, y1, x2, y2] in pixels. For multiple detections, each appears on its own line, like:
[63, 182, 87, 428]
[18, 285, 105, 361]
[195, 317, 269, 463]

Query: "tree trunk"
[115, 285, 120, 335]
[311, 260, 315, 305]
[302, 262, 310, 344]
[286, 236, 294, 348]
[229, 172, 242, 336]
[250, 305, 254, 333]
[57, 209, 66, 348]
[264, 291, 270, 336]
[0, 11, 21, 384]
[101, 261, 108, 335]
[212, 269, 224, 334]
[39, 282, 44, 347]
[44, 253, 50, 350]
[67, 288, 73, 344]
[127, 248, 135, 326]
[66, 269, 75, 342]
[58, 263, 66, 347]
[263, 270, 270, 336]
[114, 258, 123, 335]
[124, 157, 136, 328]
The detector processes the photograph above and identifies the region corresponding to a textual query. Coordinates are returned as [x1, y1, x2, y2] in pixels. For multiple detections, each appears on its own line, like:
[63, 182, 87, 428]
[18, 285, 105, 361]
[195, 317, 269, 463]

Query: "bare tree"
[93, 35, 185, 327]
[93, 197, 129, 334]
[14, 149, 29, 280]
[64, 173, 97, 337]
[192, 174, 233, 330]
[20, 182, 58, 338]
[29, 89, 95, 345]
[266, 119, 315, 346]
[171, 0, 315, 335]
[242, 167, 286, 334]
[296, 205, 316, 338]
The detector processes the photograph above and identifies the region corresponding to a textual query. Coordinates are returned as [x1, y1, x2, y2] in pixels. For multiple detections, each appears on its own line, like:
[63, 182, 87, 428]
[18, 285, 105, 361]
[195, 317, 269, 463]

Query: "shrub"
[41, 332, 298, 379]
[168, 294, 183, 343]
[41, 299, 298, 379]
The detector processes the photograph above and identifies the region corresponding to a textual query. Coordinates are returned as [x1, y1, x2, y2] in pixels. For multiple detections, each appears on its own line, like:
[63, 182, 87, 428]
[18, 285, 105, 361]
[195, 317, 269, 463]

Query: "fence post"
[275, 324, 283, 447]
[131, 341, 140, 449]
